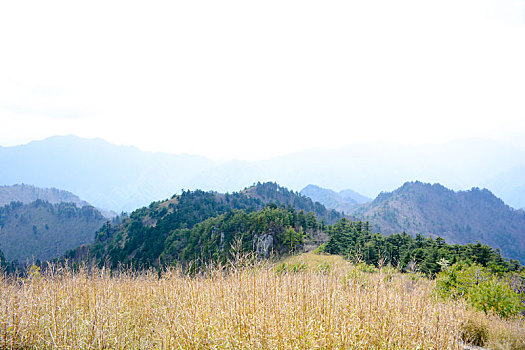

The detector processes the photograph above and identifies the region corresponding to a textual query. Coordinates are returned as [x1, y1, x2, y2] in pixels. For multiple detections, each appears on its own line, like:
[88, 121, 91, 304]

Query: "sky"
[1, 0, 525, 161]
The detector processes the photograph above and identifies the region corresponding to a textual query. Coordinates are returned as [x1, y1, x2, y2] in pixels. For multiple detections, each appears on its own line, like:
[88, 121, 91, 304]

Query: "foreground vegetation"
[1, 253, 524, 349]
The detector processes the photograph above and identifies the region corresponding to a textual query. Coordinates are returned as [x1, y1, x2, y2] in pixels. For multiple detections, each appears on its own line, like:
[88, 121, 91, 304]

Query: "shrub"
[314, 243, 326, 254]
[461, 316, 489, 347]
[356, 262, 378, 274]
[436, 263, 524, 318]
[274, 262, 308, 274]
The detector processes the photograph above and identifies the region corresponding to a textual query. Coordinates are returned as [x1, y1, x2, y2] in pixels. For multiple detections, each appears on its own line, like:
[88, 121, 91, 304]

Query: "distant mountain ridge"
[0, 136, 214, 212]
[351, 181, 525, 263]
[0, 184, 115, 218]
[0, 184, 90, 207]
[3, 136, 525, 212]
[300, 184, 370, 213]
[339, 189, 371, 205]
[483, 165, 525, 210]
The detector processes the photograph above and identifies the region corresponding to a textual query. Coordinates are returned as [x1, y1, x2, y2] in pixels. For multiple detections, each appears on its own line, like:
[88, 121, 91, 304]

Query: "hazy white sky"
[1, 0, 524, 160]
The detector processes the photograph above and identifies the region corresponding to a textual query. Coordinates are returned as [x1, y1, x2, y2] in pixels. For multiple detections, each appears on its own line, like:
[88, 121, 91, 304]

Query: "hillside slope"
[0, 200, 107, 262]
[68, 182, 335, 268]
[352, 181, 525, 262]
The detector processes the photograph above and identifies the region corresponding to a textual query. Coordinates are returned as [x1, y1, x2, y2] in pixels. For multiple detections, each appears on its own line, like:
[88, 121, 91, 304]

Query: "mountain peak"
[354, 181, 525, 262]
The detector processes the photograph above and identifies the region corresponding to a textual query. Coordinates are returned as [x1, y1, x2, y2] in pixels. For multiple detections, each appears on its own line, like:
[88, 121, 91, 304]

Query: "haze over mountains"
[300, 184, 371, 214]
[2, 135, 525, 213]
[0, 136, 212, 213]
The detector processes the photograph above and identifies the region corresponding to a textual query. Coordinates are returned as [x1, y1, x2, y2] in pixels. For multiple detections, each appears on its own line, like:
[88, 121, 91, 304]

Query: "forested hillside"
[352, 181, 525, 262]
[242, 182, 342, 224]
[68, 183, 335, 268]
[0, 200, 107, 262]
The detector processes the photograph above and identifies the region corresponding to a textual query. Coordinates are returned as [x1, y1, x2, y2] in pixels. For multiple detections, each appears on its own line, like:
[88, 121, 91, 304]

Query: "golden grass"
[280, 251, 348, 269]
[0, 255, 523, 349]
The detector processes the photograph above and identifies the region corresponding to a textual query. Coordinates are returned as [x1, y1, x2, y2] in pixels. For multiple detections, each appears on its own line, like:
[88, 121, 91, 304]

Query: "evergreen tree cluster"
[160, 206, 320, 267]
[324, 218, 521, 275]
[245, 182, 342, 224]
[0, 248, 7, 269]
[81, 185, 327, 268]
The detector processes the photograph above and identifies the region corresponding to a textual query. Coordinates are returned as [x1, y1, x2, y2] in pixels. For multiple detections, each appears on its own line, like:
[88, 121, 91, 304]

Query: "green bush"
[274, 262, 308, 275]
[436, 263, 524, 318]
[274, 262, 288, 275]
[356, 262, 378, 274]
[467, 277, 523, 318]
[314, 243, 326, 254]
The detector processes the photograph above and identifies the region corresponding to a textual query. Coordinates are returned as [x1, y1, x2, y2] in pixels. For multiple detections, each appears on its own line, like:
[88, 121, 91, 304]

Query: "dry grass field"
[1, 253, 524, 349]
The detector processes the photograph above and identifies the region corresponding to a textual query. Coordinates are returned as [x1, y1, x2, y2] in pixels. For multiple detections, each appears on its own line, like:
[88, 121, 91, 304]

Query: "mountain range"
[0, 184, 115, 218]
[298, 182, 525, 262]
[62, 181, 525, 269]
[289, 182, 525, 262]
[0, 184, 90, 207]
[0, 135, 212, 213]
[2, 136, 525, 212]
[0, 180, 522, 267]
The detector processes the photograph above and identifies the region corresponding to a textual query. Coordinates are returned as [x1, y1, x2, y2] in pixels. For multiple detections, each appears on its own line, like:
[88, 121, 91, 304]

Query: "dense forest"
[323, 218, 522, 275]
[70, 183, 334, 268]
